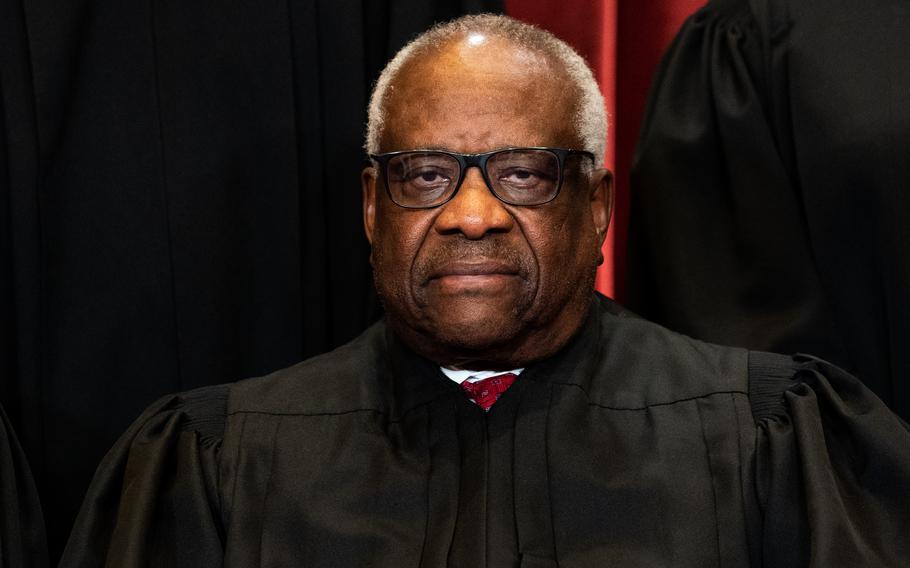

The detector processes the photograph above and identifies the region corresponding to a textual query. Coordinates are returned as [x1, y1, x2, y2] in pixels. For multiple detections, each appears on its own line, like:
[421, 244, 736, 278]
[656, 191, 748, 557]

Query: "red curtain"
[503, 0, 704, 300]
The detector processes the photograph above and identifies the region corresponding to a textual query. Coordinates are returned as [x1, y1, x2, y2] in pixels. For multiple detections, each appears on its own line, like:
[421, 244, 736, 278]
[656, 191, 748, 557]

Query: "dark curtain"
[627, 0, 910, 420]
[1, 0, 502, 558]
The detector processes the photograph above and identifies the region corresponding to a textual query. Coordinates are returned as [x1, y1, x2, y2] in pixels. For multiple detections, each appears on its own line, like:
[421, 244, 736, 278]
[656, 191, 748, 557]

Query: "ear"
[589, 168, 613, 246]
[362, 166, 378, 247]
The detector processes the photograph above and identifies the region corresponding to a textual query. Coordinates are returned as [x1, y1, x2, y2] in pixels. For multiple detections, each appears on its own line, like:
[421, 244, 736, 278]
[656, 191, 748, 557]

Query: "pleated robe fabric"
[626, 0, 910, 421]
[0, 404, 47, 567]
[60, 296, 910, 567]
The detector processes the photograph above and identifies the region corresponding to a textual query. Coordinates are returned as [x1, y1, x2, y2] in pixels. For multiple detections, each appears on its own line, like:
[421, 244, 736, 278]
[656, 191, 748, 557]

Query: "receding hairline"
[395, 33, 562, 83]
[378, 37, 578, 145]
[365, 14, 607, 166]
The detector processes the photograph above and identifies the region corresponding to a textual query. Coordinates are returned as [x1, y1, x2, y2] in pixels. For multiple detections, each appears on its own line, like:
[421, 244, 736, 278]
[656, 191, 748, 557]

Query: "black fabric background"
[0, 0, 501, 558]
[627, 0, 910, 422]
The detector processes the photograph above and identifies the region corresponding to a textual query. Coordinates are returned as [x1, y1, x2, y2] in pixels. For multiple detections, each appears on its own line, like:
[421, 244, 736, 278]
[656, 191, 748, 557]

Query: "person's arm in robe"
[59, 385, 228, 568]
[627, 0, 910, 420]
[626, 0, 844, 364]
[751, 353, 910, 566]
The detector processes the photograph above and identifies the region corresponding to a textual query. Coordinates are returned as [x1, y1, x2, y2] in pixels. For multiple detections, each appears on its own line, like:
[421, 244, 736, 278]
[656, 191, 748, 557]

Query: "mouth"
[428, 259, 519, 278]
[426, 260, 521, 292]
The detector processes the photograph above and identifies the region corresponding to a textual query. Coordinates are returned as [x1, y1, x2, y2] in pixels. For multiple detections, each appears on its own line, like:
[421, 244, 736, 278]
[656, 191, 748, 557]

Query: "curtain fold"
[1, 0, 501, 558]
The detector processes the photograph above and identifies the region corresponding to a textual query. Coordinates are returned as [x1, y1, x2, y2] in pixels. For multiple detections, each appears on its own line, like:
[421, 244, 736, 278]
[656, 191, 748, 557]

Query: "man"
[62, 14, 910, 567]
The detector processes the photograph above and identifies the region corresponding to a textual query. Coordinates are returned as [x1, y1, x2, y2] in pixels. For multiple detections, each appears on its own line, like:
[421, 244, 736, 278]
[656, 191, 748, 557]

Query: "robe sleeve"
[59, 385, 229, 568]
[626, 0, 845, 362]
[0, 404, 48, 567]
[750, 352, 910, 567]
[627, 0, 910, 419]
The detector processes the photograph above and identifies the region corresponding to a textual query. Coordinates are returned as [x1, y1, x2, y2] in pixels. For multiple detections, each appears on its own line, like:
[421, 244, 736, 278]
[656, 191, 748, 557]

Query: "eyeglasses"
[369, 147, 596, 209]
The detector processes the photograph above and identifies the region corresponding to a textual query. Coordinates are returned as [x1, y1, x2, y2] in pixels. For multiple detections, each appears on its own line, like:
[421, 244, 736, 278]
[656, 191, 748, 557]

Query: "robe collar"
[381, 293, 623, 419]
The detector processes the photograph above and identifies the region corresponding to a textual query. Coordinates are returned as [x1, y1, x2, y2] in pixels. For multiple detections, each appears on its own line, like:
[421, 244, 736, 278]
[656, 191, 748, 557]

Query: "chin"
[417, 294, 526, 339]
[430, 318, 519, 353]
[390, 304, 526, 365]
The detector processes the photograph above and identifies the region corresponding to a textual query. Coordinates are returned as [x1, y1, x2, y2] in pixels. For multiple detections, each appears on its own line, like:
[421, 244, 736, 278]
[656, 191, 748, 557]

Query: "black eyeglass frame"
[368, 147, 597, 209]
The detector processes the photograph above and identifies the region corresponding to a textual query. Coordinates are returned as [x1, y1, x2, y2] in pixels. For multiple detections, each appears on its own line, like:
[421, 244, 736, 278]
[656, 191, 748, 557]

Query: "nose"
[433, 167, 514, 239]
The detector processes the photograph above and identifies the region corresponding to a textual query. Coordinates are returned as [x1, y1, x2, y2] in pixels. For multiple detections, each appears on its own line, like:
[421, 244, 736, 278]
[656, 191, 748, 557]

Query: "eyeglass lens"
[386, 149, 560, 207]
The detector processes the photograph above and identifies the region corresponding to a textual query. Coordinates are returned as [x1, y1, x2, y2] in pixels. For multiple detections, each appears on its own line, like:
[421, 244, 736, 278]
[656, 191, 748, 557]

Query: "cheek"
[528, 204, 596, 266]
[371, 207, 435, 293]
[524, 206, 598, 289]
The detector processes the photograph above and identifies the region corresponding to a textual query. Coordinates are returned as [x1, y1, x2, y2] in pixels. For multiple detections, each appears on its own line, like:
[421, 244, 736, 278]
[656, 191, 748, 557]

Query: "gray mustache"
[414, 239, 529, 283]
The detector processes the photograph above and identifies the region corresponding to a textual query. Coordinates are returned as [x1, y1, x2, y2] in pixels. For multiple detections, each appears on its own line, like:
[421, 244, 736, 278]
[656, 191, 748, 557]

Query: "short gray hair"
[365, 14, 607, 167]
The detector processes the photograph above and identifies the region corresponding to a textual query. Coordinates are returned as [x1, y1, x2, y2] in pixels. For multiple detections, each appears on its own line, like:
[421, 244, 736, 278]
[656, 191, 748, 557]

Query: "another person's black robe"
[0, 404, 47, 567]
[61, 296, 910, 566]
[627, 0, 910, 421]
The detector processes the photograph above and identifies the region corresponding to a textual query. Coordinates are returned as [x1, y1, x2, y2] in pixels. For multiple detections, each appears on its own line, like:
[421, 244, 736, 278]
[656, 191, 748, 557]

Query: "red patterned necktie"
[460, 373, 518, 410]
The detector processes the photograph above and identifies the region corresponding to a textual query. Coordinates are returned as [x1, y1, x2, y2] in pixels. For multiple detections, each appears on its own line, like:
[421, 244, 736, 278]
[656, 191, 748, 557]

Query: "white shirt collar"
[439, 367, 524, 385]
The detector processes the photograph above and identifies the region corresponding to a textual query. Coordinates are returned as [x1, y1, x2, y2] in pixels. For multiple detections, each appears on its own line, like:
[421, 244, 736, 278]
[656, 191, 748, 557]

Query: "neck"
[389, 297, 593, 370]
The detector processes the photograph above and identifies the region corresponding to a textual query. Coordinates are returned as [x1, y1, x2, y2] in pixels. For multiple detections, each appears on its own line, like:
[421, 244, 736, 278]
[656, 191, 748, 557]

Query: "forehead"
[379, 37, 580, 153]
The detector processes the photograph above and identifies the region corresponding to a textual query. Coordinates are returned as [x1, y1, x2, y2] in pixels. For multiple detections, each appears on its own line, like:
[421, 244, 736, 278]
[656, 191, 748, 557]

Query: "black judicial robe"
[626, 0, 910, 421]
[0, 404, 47, 567]
[61, 296, 910, 567]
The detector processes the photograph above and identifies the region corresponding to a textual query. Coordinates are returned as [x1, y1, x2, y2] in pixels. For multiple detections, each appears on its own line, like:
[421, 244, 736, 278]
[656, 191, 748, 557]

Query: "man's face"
[363, 36, 611, 369]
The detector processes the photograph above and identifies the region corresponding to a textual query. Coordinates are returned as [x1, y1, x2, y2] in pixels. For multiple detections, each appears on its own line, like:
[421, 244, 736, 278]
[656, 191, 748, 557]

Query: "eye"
[403, 168, 452, 188]
[384, 152, 460, 206]
[488, 150, 560, 197]
[498, 167, 552, 188]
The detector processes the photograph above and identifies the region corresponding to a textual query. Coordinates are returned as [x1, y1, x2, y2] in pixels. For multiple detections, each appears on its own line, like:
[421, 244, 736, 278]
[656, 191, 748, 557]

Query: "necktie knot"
[460, 373, 517, 410]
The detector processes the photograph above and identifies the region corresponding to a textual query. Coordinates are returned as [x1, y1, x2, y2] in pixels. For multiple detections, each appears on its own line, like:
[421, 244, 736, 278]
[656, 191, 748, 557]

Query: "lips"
[426, 259, 520, 281]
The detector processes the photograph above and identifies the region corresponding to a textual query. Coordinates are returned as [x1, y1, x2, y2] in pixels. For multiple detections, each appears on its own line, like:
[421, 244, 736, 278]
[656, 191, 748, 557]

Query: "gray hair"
[365, 14, 607, 167]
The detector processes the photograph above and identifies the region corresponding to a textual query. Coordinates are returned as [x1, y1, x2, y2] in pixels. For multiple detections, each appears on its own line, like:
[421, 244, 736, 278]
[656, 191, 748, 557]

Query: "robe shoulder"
[748, 350, 910, 565]
[228, 319, 391, 415]
[584, 296, 751, 408]
[595, 299, 910, 564]
[591, 296, 908, 430]
[59, 385, 229, 567]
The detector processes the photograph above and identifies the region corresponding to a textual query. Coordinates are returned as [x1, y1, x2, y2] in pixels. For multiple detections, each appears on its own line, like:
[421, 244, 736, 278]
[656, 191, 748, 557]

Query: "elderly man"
[62, 14, 910, 567]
